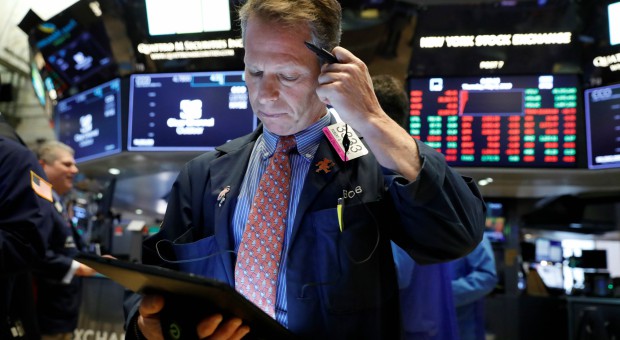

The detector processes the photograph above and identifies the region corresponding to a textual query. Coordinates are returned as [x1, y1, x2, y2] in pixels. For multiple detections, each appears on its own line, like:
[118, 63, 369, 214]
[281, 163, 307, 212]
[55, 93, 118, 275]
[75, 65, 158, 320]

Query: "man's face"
[41, 149, 78, 195]
[243, 15, 327, 136]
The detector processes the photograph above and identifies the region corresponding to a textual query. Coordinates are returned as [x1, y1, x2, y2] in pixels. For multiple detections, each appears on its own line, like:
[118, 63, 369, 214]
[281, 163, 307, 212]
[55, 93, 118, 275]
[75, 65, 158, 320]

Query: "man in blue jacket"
[450, 233, 498, 340]
[1, 115, 54, 339]
[125, 0, 486, 338]
[373, 74, 460, 340]
[34, 141, 96, 340]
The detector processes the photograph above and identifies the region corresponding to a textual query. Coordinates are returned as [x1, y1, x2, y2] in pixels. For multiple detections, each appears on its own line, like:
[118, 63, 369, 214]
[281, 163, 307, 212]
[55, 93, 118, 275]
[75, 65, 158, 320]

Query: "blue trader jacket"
[126, 122, 486, 339]
[450, 234, 498, 340]
[34, 193, 85, 334]
[1, 136, 54, 339]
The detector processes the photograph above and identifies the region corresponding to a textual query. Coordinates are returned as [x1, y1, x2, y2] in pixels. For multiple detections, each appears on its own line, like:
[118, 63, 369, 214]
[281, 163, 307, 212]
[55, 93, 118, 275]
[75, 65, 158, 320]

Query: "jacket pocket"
[310, 201, 393, 314]
[166, 235, 224, 278]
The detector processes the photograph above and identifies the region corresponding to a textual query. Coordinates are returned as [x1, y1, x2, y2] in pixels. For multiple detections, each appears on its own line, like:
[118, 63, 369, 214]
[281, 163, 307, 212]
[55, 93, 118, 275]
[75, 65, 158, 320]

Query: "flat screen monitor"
[485, 202, 506, 242]
[46, 30, 113, 86]
[610, 2, 620, 46]
[128, 71, 256, 151]
[535, 238, 563, 263]
[145, 0, 231, 36]
[55, 78, 123, 163]
[584, 83, 620, 169]
[407, 74, 582, 167]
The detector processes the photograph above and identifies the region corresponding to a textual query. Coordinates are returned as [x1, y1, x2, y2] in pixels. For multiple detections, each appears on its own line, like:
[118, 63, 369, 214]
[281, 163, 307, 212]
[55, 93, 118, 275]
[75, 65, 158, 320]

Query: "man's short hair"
[35, 140, 74, 164]
[371, 74, 409, 129]
[238, 0, 342, 52]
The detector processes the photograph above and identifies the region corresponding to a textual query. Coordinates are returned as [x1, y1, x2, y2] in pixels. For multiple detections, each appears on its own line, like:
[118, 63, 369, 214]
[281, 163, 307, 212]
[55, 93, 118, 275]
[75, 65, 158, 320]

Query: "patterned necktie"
[235, 135, 296, 318]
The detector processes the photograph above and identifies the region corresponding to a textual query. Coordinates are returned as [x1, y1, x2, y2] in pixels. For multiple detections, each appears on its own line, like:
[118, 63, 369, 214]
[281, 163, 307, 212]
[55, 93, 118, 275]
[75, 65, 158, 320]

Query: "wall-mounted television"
[407, 74, 582, 168]
[127, 71, 256, 151]
[26, 0, 119, 100]
[55, 78, 123, 163]
[118, 0, 245, 73]
[584, 82, 620, 169]
[145, 0, 232, 36]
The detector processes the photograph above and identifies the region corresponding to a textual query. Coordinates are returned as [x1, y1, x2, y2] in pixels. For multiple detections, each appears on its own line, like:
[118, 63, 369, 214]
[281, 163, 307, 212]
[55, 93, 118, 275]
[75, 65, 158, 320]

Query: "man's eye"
[249, 71, 263, 77]
[281, 75, 299, 81]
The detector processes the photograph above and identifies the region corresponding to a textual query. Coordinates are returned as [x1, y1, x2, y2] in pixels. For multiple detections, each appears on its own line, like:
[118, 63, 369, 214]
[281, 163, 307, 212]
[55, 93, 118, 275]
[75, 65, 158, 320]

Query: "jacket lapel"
[208, 134, 258, 284]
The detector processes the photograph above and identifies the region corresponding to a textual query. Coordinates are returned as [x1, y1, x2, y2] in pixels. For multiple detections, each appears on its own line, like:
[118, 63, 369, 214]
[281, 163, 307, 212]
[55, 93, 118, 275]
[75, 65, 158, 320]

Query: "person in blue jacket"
[372, 74, 460, 340]
[1, 116, 54, 339]
[450, 233, 498, 340]
[124, 0, 486, 338]
[33, 141, 96, 340]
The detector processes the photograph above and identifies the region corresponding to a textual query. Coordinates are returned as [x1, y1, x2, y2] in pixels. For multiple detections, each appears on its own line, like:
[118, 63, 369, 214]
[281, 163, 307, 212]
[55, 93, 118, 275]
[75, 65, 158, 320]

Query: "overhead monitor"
[407, 74, 582, 168]
[535, 238, 562, 263]
[128, 71, 256, 151]
[55, 78, 123, 163]
[145, 0, 231, 36]
[584, 83, 620, 169]
[610, 2, 620, 46]
[26, 0, 119, 100]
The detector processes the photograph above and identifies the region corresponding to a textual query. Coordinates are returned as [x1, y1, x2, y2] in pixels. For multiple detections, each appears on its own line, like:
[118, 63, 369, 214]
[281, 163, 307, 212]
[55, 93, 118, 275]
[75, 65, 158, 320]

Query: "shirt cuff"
[62, 260, 81, 284]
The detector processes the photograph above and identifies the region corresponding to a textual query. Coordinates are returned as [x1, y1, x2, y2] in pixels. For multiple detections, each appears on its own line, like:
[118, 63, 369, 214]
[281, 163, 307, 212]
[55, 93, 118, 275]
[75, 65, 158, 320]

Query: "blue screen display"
[55, 78, 123, 163]
[128, 71, 256, 151]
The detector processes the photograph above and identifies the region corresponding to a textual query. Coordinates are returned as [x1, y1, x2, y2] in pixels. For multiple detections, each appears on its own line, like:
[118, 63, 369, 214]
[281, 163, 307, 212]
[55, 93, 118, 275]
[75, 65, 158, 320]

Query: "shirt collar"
[260, 111, 331, 160]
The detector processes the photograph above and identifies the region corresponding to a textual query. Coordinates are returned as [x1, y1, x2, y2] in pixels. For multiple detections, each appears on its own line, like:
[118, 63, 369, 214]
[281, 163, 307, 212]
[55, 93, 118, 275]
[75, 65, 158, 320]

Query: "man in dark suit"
[34, 141, 96, 340]
[125, 1, 486, 338]
[1, 113, 53, 339]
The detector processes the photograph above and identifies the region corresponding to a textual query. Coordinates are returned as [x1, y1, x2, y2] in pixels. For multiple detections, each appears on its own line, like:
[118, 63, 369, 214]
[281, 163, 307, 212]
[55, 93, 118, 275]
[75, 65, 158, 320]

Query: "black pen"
[304, 41, 339, 64]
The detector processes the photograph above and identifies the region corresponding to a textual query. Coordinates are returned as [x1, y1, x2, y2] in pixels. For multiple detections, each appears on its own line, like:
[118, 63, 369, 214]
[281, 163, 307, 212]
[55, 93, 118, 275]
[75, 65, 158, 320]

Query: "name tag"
[323, 122, 368, 162]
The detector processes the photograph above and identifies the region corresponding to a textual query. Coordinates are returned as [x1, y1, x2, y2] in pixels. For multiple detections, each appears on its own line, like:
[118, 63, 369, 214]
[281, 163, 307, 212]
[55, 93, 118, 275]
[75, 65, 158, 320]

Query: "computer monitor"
[127, 71, 256, 151]
[145, 0, 232, 36]
[55, 78, 123, 163]
[584, 82, 620, 169]
[535, 238, 563, 263]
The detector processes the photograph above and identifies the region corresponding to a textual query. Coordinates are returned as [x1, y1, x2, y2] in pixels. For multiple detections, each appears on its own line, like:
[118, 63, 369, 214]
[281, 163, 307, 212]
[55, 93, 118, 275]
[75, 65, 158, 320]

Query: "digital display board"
[584, 83, 620, 169]
[408, 75, 581, 167]
[55, 78, 123, 163]
[145, 0, 231, 36]
[128, 71, 256, 151]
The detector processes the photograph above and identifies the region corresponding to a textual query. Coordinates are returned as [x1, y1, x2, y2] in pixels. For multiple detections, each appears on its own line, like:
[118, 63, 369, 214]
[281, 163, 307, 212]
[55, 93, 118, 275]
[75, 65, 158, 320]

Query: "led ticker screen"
[408, 75, 581, 167]
[128, 71, 256, 151]
[55, 78, 122, 163]
[584, 83, 620, 169]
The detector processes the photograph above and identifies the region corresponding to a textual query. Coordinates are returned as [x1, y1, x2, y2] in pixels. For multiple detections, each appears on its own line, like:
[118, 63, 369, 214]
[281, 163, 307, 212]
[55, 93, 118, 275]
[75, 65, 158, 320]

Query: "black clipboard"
[75, 253, 297, 340]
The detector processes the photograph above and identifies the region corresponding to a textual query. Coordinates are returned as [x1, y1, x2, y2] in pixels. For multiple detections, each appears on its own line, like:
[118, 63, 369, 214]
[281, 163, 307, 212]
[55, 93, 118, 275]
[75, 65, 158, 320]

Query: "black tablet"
[75, 253, 297, 340]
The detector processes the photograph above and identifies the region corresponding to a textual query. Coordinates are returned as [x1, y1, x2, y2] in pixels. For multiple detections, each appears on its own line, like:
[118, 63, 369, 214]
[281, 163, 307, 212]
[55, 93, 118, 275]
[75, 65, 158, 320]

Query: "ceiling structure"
[1, 0, 619, 222]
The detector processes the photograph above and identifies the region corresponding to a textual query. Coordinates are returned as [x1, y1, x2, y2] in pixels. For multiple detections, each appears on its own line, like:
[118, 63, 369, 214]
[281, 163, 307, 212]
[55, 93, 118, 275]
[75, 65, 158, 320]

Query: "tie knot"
[276, 135, 296, 154]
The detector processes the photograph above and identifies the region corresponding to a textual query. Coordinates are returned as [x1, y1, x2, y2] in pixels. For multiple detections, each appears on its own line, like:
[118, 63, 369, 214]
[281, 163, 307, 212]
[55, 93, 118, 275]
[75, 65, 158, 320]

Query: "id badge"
[323, 122, 369, 162]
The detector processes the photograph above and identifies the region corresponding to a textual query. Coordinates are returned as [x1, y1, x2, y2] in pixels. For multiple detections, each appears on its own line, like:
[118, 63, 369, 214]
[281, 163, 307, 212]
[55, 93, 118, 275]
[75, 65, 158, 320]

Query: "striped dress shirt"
[232, 112, 331, 327]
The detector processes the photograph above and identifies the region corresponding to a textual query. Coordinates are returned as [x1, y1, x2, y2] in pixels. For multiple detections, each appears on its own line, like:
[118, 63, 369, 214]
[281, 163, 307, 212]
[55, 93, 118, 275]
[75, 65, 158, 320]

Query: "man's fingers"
[197, 313, 224, 337]
[197, 315, 250, 340]
[140, 294, 165, 317]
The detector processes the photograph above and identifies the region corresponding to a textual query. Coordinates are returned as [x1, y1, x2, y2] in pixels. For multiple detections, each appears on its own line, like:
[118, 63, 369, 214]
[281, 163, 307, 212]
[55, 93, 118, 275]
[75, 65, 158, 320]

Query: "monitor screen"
[535, 238, 562, 263]
[145, 0, 231, 36]
[610, 2, 620, 46]
[55, 78, 123, 163]
[128, 71, 256, 151]
[407, 74, 582, 167]
[485, 202, 506, 242]
[584, 83, 620, 169]
[46, 30, 113, 86]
